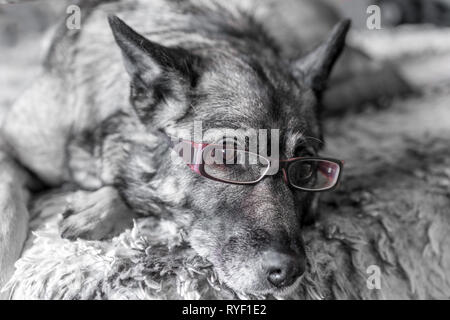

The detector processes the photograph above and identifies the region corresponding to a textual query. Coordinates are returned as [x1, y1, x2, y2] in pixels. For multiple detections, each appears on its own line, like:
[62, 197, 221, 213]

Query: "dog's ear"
[292, 20, 350, 94]
[108, 15, 199, 121]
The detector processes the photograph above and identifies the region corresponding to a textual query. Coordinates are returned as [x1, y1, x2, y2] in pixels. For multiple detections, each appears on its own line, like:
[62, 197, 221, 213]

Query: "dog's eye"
[221, 149, 238, 163]
[208, 148, 238, 164]
[294, 163, 314, 180]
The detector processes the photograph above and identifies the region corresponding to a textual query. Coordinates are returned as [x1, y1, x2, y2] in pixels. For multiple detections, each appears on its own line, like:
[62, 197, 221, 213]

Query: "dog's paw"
[59, 187, 136, 241]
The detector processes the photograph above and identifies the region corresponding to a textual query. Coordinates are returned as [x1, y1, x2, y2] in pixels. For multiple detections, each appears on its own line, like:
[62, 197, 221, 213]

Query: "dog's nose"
[263, 251, 306, 288]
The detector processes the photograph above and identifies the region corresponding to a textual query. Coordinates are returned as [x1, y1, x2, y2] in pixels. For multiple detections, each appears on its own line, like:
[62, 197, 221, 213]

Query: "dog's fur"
[0, 0, 406, 296]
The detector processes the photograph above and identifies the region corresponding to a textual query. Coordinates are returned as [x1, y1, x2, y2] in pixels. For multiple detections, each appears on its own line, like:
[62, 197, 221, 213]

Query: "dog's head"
[109, 15, 349, 295]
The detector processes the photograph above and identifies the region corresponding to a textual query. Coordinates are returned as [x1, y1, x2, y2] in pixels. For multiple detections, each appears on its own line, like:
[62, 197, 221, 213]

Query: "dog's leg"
[59, 186, 137, 241]
[59, 114, 139, 240]
[0, 145, 33, 299]
[65, 112, 136, 190]
[0, 73, 76, 298]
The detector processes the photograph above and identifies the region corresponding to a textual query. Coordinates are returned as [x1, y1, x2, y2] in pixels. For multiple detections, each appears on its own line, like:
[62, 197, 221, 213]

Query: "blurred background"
[1, 0, 450, 116]
[0, 0, 67, 119]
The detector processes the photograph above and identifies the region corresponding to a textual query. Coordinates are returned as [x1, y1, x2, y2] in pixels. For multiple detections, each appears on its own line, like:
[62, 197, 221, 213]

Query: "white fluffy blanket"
[3, 27, 450, 300]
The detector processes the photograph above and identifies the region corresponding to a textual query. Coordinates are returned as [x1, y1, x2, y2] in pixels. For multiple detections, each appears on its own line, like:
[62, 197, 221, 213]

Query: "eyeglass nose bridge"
[263, 159, 290, 186]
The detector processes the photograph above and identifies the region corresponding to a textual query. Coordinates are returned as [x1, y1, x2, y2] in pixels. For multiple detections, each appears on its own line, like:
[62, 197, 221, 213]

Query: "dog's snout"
[263, 250, 306, 288]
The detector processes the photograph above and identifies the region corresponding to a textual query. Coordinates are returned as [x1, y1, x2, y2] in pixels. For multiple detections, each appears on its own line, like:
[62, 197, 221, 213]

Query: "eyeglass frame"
[167, 137, 344, 192]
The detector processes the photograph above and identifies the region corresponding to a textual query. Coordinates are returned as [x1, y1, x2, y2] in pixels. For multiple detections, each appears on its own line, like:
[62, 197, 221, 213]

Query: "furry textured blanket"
[3, 27, 450, 300]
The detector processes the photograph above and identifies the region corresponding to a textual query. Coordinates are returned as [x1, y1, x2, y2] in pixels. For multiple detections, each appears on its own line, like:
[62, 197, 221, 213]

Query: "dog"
[0, 0, 406, 297]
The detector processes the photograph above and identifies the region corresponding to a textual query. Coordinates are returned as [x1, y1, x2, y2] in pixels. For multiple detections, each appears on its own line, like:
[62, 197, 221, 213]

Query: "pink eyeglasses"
[168, 138, 343, 192]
